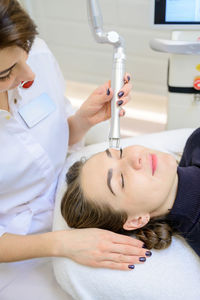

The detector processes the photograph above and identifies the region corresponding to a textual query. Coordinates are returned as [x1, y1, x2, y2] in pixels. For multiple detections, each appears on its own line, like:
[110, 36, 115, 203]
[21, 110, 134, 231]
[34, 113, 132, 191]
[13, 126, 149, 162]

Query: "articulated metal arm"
[87, 0, 126, 149]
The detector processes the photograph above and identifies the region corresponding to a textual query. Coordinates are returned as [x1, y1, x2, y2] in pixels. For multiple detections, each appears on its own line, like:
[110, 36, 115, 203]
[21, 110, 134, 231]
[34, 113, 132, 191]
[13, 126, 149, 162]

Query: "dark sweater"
[167, 128, 200, 257]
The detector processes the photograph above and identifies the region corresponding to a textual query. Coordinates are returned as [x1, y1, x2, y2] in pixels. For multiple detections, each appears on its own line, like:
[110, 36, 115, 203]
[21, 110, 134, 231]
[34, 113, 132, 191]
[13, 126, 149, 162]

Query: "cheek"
[0, 77, 18, 91]
[126, 174, 150, 200]
[0, 82, 11, 92]
[132, 174, 164, 207]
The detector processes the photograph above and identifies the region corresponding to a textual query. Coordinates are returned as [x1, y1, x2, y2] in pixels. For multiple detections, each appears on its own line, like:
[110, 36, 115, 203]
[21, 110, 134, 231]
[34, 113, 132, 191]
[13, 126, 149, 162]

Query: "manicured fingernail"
[139, 257, 146, 262]
[107, 88, 110, 95]
[128, 265, 135, 269]
[118, 91, 124, 98]
[145, 251, 152, 257]
[117, 100, 123, 106]
[142, 244, 147, 249]
[119, 110, 125, 117]
[127, 75, 130, 81]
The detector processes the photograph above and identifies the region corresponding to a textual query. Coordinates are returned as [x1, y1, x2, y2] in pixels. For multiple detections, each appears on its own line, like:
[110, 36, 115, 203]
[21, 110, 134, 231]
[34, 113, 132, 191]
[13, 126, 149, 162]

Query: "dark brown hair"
[61, 160, 177, 250]
[0, 0, 38, 52]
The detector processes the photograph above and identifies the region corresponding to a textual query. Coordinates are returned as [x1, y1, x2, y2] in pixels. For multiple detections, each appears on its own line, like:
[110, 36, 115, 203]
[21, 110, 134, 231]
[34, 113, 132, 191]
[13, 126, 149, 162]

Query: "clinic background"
[19, 0, 172, 138]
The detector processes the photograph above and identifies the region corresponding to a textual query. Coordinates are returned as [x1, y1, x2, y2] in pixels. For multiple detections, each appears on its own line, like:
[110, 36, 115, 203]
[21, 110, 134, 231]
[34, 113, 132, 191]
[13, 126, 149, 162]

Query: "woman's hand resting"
[55, 228, 151, 270]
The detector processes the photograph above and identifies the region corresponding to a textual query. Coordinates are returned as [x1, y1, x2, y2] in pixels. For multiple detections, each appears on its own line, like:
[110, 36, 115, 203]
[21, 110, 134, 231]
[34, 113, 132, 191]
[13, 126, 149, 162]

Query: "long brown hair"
[0, 0, 38, 52]
[61, 160, 177, 250]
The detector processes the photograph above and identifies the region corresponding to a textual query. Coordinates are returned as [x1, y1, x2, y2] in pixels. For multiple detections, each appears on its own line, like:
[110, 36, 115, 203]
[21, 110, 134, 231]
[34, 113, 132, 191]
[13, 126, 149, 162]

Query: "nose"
[126, 154, 142, 170]
[132, 157, 142, 170]
[18, 61, 35, 82]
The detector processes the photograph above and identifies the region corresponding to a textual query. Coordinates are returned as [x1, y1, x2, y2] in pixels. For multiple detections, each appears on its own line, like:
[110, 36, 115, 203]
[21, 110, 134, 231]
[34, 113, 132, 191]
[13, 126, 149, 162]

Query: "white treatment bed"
[52, 128, 200, 300]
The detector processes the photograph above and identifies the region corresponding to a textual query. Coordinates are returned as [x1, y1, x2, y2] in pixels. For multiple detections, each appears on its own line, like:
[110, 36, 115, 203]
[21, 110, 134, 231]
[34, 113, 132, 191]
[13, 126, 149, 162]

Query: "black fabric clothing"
[167, 128, 200, 257]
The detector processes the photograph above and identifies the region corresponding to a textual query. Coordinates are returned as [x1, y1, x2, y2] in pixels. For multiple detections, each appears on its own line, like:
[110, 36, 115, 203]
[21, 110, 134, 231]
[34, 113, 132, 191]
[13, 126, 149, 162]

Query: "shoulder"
[26, 37, 64, 84]
[27, 37, 62, 74]
[186, 127, 200, 142]
[183, 127, 200, 152]
[27, 37, 57, 67]
[179, 128, 200, 167]
[25, 37, 66, 102]
[29, 37, 52, 57]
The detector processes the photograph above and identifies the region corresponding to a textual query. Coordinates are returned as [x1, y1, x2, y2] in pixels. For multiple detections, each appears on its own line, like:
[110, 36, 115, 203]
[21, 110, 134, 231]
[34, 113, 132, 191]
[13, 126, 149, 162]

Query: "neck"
[0, 91, 9, 112]
[151, 173, 178, 218]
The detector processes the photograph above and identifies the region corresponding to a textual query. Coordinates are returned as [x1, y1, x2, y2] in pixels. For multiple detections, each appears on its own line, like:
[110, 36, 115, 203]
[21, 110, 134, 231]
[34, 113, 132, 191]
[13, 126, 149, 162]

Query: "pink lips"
[150, 154, 157, 175]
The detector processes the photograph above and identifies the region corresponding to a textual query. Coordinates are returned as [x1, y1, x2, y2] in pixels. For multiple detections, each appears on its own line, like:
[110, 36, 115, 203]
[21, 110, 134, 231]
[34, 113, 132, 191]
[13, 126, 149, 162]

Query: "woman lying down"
[61, 128, 200, 261]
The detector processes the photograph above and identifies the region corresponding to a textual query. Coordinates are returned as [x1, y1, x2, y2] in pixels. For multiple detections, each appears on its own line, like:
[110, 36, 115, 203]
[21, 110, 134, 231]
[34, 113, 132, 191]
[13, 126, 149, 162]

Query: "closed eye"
[0, 63, 16, 81]
[121, 173, 124, 188]
[0, 71, 12, 82]
[120, 148, 124, 189]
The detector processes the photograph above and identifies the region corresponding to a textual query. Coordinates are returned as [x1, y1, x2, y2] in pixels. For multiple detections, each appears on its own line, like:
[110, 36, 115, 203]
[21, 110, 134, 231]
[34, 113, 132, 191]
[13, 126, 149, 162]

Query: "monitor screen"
[154, 0, 200, 25]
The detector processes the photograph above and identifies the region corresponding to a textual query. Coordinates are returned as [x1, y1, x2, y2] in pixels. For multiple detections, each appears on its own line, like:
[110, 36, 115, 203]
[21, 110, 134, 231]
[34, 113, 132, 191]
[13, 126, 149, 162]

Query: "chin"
[170, 154, 178, 169]
[168, 155, 178, 183]
[162, 153, 177, 177]
[165, 153, 176, 165]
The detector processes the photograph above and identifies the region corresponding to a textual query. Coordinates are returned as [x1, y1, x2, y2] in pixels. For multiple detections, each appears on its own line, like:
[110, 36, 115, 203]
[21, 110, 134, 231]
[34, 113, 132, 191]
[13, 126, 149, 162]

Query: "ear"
[123, 214, 150, 231]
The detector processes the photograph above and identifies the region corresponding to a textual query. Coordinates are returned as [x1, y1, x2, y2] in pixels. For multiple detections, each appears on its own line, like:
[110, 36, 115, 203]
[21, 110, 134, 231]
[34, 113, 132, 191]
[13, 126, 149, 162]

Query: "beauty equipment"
[150, 0, 200, 129]
[87, 0, 126, 148]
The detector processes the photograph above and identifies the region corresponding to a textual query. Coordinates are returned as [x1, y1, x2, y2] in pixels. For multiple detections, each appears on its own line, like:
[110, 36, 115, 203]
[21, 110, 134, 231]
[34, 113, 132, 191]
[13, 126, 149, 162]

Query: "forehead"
[81, 152, 105, 181]
[81, 151, 109, 199]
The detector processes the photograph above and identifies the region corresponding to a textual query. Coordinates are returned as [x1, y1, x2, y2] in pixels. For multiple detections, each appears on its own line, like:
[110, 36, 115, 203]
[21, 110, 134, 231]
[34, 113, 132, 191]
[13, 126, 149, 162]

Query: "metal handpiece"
[109, 44, 125, 149]
[87, 0, 126, 149]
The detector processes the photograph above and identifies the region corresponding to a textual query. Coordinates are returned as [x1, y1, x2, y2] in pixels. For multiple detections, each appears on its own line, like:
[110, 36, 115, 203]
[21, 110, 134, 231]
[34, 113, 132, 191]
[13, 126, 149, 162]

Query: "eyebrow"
[106, 148, 122, 158]
[106, 149, 112, 158]
[105, 148, 124, 195]
[0, 63, 17, 76]
[105, 150, 114, 195]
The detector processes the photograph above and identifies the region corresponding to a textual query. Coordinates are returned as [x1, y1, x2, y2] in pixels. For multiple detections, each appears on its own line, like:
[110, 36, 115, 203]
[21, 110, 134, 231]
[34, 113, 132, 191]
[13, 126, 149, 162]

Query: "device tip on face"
[109, 138, 120, 149]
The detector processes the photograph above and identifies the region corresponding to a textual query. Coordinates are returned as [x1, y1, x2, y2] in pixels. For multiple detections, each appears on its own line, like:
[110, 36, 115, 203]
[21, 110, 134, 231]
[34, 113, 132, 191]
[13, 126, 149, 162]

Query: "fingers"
[118, 94, 131, 117]
[105, 253, 148, 265]
[97, 73, 131, 95]
[118, 82, 132, 99]
[117, 95, 131, 107]
[117, 72, 132, 100]
[124, 72, 131, 84]
[119, 108, 125, 117]
[94, 74, 132, 105]
[100, 77, 132, 100]
[96, 81, 112, 95]
[98, 239, 152, 270]
[93, 81, 113, 104]
[110, 244, 151, 256]
[110, 232, 144, 247]
[95, 261, 135, 271]
[95, 253, 149, 270]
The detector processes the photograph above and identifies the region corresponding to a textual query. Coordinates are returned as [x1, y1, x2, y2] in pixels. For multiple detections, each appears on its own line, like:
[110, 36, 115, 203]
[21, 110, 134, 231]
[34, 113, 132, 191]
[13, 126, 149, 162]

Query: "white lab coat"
[0, 38, 75, 299]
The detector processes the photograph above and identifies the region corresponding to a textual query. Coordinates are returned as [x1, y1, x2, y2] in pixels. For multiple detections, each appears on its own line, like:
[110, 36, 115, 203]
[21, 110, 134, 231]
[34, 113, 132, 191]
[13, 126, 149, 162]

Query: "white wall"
[20, 0, 172, 95]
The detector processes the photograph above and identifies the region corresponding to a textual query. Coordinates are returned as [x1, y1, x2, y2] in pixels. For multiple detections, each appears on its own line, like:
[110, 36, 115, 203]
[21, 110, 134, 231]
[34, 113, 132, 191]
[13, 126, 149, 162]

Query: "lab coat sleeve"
[50, 47, 85, 152]
[64, 95, 86, 153]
